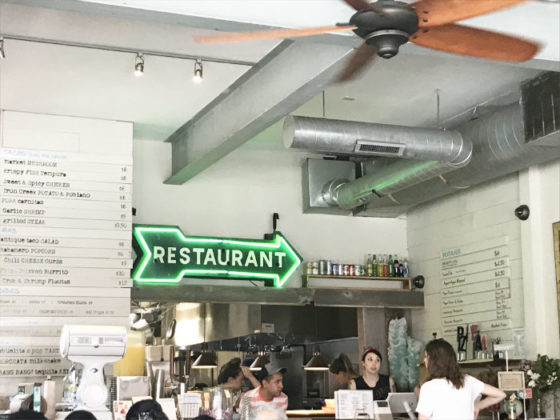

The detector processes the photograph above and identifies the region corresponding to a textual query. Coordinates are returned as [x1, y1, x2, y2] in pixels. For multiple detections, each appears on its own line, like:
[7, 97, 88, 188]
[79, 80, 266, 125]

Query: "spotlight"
[134, 53, 144, 77]
[193, 59, 203, 83]
[0, 38, 5, 59]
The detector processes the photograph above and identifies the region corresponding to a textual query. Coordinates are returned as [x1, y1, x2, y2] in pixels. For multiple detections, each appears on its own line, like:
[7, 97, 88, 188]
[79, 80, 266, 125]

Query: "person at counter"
[349, 346, 396, 400]
[218, 357, 261, 391]
[241, 367, 288, 417]
[329, 353, 358, 386]
[416, 339, 506, 420]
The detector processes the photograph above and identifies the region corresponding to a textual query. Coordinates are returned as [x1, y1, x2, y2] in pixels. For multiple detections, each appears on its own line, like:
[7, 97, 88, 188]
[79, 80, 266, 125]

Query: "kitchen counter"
[286, 409, 335, 418]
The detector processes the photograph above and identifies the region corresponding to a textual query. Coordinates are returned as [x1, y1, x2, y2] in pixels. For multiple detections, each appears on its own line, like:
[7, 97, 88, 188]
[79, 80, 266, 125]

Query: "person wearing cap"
[349, 346, 396, 400]
[218, 357, 262, 411]
[240, 367, 288, 417]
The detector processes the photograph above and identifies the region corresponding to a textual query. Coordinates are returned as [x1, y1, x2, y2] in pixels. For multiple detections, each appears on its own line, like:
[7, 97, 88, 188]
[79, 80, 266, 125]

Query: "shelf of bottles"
[307, 254, 409, 277]
[304, 254, 411, 291]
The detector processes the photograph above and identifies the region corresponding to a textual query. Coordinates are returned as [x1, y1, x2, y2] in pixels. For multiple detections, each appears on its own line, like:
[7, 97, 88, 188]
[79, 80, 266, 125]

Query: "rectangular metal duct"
[522, 72, 559, 146]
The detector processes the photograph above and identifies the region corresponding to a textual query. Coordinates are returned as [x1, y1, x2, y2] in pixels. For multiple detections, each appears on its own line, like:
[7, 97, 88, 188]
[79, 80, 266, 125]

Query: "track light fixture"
[250, 347, 270, 371]
[134, 53, 144, 77]
[191, 342, 217, 369]
[304, 345, 329, 371]
[0, 38, 5, 59]
[191, 304, 217, 370]
[193, 59, 203, 83]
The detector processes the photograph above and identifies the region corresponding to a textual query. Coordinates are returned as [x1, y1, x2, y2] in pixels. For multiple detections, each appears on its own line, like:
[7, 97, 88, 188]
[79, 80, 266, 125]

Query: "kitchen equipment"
[154, 369, 165, 399]
[200, 387, 234, 420]
[60, 325, 126, 420]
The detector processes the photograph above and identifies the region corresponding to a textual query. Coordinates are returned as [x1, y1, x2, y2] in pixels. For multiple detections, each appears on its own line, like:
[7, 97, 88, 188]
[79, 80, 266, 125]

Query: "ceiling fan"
[194, 0, 540, 81]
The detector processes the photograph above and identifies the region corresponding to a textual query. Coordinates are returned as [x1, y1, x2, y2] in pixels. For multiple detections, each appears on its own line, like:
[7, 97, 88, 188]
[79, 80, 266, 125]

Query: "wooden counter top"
[286, 409, 335, 418]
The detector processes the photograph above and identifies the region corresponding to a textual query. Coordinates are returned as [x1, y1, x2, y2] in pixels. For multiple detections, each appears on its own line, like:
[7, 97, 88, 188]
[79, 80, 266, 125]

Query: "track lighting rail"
[0, 33, 258, 67]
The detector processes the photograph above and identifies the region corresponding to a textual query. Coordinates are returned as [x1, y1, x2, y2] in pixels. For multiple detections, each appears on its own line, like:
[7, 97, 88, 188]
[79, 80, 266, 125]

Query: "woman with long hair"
[416, 339, 506, 419]
[349, 346, 396, 400]
[329, 353, 358, 385]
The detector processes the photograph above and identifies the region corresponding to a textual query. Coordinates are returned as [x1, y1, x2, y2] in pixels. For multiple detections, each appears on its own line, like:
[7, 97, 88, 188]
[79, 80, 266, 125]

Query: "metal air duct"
[283, 116, 467, 161]
[362, 99, 559, 216]
[291, 72, 559, 216]
[284, 116, 472, 210]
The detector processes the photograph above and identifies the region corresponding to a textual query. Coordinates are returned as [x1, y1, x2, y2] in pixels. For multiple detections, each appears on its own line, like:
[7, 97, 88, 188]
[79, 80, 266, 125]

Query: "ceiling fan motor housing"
[350, 0, 419, 58]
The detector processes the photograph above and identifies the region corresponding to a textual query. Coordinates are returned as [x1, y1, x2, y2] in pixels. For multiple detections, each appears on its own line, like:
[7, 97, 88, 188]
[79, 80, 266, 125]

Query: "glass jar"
[113, 329, 146, 376]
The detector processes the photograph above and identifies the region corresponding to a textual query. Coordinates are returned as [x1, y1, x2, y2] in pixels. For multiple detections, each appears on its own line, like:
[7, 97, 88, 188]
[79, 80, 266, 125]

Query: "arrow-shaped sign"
[132, 225, 302, 287]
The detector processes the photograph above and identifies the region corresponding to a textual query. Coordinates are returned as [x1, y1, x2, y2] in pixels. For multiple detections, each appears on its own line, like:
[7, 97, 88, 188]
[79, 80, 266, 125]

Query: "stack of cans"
[307, 261, 364, 276]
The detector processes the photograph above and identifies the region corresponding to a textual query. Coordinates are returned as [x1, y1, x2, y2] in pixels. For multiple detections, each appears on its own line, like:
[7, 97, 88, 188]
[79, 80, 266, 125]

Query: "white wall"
[132, 139, 408, 287]
[407, 165, 560, 358]
[519, 161, 560, 357]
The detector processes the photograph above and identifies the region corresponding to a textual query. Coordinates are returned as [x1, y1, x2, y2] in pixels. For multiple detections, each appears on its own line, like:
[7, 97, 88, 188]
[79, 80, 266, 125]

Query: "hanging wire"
[435, 88, 441, 128]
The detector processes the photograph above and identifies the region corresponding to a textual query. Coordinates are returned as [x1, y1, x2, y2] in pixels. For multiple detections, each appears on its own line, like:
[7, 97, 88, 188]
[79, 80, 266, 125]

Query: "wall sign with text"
[132, 225, 301, 287]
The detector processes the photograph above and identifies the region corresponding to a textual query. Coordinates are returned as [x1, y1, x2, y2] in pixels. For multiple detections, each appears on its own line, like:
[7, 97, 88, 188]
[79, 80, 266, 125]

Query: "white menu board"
[0, 111, 133, 377]
[440, 236, 512, 338]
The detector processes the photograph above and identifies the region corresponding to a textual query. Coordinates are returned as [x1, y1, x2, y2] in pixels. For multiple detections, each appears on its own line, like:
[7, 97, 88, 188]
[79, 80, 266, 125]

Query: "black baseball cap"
[263, 367, 287, 381]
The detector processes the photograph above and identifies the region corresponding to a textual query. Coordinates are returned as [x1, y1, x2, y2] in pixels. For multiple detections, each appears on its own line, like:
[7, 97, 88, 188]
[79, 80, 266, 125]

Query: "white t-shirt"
[416, 374, 485, 420]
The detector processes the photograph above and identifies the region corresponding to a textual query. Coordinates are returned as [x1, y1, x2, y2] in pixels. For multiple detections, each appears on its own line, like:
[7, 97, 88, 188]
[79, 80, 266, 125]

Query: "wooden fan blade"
[411, 24, 540, 62]
[343, 0, 374, 11]
[410, 0, 528, 28]
[194, 25, 357, 44]
[336, 43, 377, 82]
[343, 0, 386, 15]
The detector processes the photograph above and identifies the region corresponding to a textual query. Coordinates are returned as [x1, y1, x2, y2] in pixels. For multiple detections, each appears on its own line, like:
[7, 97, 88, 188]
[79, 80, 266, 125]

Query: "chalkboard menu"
[440, 236, 512, 341]
[0, 111, 133, 378]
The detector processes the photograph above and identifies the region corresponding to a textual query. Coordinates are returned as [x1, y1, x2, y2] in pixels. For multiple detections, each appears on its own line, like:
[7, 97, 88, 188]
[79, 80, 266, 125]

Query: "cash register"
[374, 392, 418, 420]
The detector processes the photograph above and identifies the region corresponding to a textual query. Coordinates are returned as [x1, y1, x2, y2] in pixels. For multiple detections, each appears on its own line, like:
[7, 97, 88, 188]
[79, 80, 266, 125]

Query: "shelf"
[306, 275, 410, 281]
[132, 283, 425, 308]
[304, 275, 411, 291]
[459, 358, 521, 367]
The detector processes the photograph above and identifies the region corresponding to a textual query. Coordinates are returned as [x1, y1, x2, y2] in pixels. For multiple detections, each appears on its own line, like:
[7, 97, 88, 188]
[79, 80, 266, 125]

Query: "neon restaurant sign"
[132, 225, 302, 288]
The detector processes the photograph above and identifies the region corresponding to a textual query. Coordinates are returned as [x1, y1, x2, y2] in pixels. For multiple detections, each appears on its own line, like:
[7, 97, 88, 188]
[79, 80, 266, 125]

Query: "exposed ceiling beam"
[164, 39, 353, 184]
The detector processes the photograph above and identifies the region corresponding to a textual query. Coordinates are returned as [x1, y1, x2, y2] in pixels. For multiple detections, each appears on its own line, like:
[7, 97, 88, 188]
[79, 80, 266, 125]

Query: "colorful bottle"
[382, 255, 388, 277]
[393, 254, 400, 277]
[366, 254, 373, 276]
[402, 258, 409, 277]
[388, 254, 394, 277]
[377, 255, 384, 277]
[372, 255, 378, 277]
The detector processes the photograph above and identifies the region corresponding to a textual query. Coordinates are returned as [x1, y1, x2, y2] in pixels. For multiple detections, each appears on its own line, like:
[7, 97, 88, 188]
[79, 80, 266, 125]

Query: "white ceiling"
[0, 0, 558, 152]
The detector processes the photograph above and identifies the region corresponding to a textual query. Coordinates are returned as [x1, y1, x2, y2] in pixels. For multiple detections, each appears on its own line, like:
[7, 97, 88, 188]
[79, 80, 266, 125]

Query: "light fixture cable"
[193, 59, 203, 83]
[304, 307, 329, 371]
[134, 52, 144, 76]
[192, 303, 217, 369]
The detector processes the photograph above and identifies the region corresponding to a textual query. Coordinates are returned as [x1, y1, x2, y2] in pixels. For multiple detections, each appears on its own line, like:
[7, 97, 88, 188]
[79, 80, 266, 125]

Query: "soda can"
[307, 262, 313, 275]
[338, 264, 344, 276]
[312, 261, 319, 275]
[343, 264, 350, 276]
[331, 263, 339, 276]
[319, 260, 326, 275]
[348, 264, 355, 276]
[326, 260, 332, 275]
[354, 264, 361, 276]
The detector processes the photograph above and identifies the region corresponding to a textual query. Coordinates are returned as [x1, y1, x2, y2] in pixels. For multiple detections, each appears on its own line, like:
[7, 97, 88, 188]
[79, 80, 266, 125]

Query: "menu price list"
[440, 237, 513, 338]
[0, 336, 70, 377]
[0, 147, 133, 289]
[0, 136, 133, 376]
